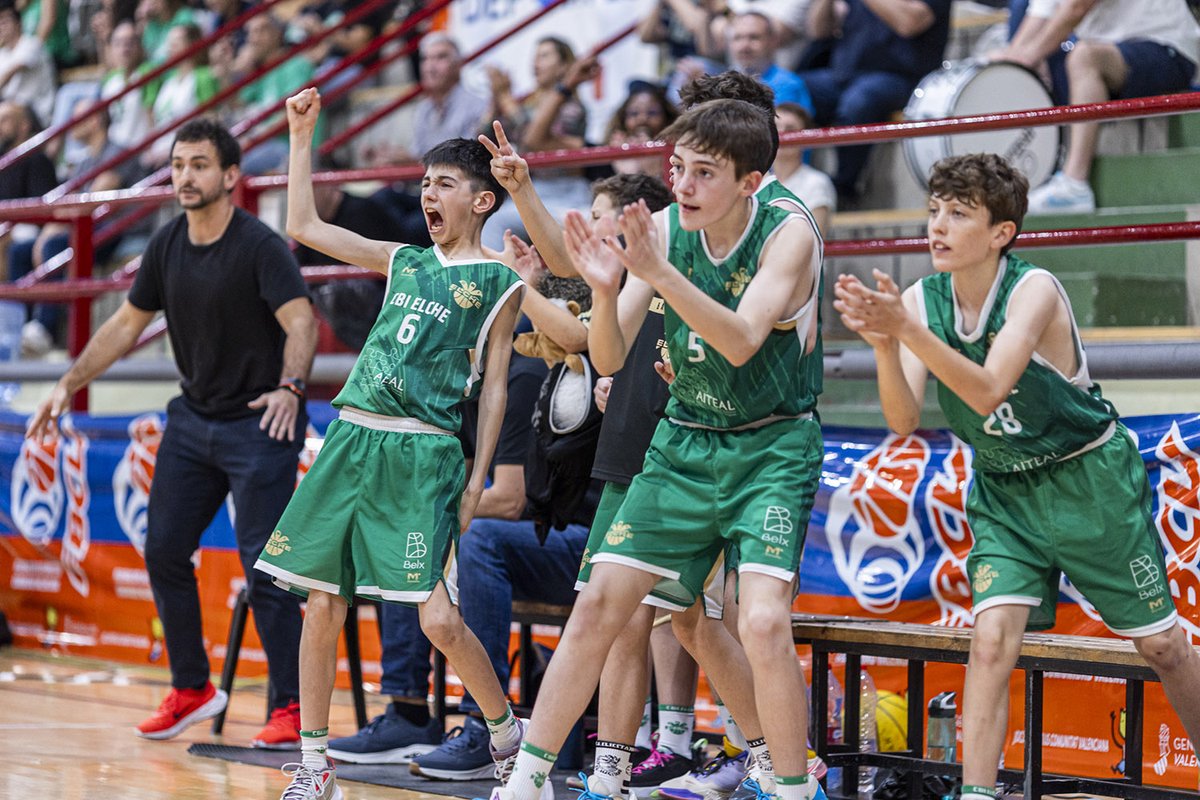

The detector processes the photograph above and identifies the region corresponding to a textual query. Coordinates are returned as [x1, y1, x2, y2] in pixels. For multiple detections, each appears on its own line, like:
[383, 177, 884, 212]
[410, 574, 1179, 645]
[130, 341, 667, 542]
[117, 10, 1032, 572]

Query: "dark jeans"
[798, 69, 918, 199]
[145, 396, 305, 710]
[378, 518, 588, 714]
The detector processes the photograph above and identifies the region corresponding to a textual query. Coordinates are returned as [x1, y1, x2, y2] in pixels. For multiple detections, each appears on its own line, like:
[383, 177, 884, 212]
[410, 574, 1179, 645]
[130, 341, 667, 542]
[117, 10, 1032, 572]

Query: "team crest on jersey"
[724, 268, 751, 298]
[972, 563, 999, 593]
[452, 280, 483, 309]
[265, 530, 292, 557]
[606, 521, 633, 546]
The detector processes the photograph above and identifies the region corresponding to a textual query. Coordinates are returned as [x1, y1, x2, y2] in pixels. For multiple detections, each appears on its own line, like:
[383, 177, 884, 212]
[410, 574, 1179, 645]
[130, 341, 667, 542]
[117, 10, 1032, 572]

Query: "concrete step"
[1091, 147, 1200, 208]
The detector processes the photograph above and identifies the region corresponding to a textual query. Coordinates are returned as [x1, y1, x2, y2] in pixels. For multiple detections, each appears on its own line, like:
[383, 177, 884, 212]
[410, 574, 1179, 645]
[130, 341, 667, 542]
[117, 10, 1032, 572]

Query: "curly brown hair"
[928, 153, 1029, 254]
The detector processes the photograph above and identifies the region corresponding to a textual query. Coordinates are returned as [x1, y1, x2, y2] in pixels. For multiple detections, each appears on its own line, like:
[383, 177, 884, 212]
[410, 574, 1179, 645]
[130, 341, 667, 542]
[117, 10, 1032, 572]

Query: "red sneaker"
[135, 682, 228, 740]
[253, 700, 302, 749]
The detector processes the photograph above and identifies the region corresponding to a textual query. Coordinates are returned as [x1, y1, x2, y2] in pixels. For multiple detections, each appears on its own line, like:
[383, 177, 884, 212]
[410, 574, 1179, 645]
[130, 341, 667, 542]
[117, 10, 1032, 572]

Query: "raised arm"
[26, 301, 156, 441]
[460, 290, 523, 532]
[285, 88, 398, 273]
[480, 121, 577, 277]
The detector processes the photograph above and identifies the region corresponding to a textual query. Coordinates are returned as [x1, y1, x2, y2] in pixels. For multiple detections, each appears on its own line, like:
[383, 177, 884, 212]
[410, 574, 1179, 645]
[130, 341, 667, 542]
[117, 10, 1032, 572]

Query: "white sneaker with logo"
[279, 762, 342, 800]
[1027, 171, 1096, 215]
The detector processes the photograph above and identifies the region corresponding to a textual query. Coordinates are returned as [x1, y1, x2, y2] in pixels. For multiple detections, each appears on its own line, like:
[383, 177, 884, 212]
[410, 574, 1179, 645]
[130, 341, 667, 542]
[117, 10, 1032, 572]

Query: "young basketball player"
[485, 97, 825, 800]
[254, 87, 526, 800]
[834, 152, 1200, 798]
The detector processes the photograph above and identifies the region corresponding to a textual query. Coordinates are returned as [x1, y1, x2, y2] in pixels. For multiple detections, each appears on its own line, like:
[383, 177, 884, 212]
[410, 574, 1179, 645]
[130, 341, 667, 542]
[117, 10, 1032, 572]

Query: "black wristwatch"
[279, 377, 306, 399]
[554, 82, 573, 98]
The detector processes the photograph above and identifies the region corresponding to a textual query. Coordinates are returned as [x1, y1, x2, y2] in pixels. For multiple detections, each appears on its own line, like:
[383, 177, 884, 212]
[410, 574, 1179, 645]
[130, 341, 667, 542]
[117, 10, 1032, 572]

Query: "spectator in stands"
[482, 37, 598, 246]
[637, 0, 723, 65]
[0, 100, 54, 284]
[1003, 0, 1200, 214]
[799, 0, 952, 205]
[605, 79, 679, 176]
[202, 0, 250, 51]
[141, 22, 219, 168]
[137, 0, 198, 63]
[290, 0, 398, 95]
[773, 102, 835, 234]
[0, 0, 55, 123]
[229, 13, 316, 175]
[18, 0, 76, 70]
[8, 97, 132, 356]
[726, 11, 813, 112]
[100, 19, 151, 152]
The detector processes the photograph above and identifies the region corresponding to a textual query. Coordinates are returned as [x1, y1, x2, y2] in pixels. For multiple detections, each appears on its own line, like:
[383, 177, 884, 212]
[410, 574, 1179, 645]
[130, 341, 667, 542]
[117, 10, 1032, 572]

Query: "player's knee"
[420, 607, 464, 650]
[968, 623, 1018, 670]
[736, 604, 789, 651]
[1066, 41, 1106, 76]
[303, 590, 347, 628]
[1135, 627, 1191, 673]
[671, 612, 701, 652]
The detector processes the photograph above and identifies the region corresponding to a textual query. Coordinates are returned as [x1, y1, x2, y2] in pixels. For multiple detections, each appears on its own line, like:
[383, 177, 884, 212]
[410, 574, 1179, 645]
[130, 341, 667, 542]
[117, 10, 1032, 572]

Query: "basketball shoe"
[134, 682, 228, 740]
[253, 700, 302, 749]
[279, 761, 342, 800]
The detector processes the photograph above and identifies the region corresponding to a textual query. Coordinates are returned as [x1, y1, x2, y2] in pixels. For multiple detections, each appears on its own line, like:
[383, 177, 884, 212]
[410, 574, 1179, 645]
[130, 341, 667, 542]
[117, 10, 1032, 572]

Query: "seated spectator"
[136, 0, 198, 63]
[482, 37, 597, 246]
[773, 102, 835, 234]
[726, 11, 813, 112]
[289, 0, 397, 95]
[201, 0, 251, 51]
[9, 96, 133, 356]
[799, 0, 951, 205]
[1004, 0, 1200, 214]
[637, 0, 724, 65]
[19, 0, 76, 70]
[100, 19, 152, 152]
[0, 100, 54, 283]
[228, 13, 316, 175]
[997, 0, 1070, 104]
[0, 0, 55, 123]
[141, 22, 219, 168]
[605, 79, 678, 176]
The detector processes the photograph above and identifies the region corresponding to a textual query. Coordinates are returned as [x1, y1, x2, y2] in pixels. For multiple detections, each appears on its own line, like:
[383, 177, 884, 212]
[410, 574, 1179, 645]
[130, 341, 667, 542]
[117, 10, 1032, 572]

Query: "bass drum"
[903, 60, 1061, 189]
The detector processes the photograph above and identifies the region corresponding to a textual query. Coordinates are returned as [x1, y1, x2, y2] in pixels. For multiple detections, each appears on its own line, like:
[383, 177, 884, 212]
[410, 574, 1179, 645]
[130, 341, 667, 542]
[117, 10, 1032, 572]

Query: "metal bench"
[794, 613, 1192, 800]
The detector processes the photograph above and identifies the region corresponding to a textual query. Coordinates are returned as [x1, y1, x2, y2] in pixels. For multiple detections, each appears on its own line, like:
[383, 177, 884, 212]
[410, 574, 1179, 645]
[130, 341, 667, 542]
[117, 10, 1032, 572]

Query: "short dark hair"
[775, 101, 811, 129]
[421, 138, 506, 219]
[537, 36, 575, 66]
[172, 117, 241, 168]
[591, 173, 673, 213]
[928, 153, 1029, 254]
[677, 71, 778, 161]
[660, 98, 773, 177]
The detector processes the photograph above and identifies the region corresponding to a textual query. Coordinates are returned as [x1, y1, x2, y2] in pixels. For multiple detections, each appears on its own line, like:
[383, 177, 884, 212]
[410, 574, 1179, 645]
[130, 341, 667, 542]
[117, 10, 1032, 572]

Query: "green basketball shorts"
[589, 416, 822, 611]
[254, 409, 465, 606]
[966, 425, 1177, 637]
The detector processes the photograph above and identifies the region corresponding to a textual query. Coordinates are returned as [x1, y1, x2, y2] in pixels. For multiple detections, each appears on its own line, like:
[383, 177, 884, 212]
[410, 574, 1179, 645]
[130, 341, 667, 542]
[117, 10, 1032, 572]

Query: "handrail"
[0, 0, 289, 173]
[47, 0, 401, 202]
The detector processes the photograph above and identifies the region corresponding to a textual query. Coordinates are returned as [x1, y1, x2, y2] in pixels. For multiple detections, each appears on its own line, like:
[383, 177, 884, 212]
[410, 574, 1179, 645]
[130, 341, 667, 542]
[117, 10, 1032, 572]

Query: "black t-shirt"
[127, 207, 310, 419]
[458, 353, 548, 470]
[0, 151, 57, 200]
[591, 296, 669, 485]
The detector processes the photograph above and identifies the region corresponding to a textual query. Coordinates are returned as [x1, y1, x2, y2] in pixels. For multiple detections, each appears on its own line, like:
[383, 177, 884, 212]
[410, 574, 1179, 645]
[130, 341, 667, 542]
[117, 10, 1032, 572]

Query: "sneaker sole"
[409, 761, 497, 780]
[134, 689, 229, 741]
[327, 742, 439, 764]
[250, 739, 303, 750]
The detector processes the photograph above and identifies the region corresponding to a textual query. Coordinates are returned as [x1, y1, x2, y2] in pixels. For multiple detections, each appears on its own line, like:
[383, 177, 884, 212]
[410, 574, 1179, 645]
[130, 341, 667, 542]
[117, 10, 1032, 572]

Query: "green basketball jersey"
[332, 245, 523, 431]
[755, 174, 825, 402]
[662, 195, 821, 428]
[919, 254, 1118, 473]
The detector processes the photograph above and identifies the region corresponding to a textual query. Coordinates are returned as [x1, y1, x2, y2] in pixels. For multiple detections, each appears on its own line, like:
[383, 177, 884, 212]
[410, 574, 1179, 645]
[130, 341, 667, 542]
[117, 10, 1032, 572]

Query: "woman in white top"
[774, 102, 836, 235]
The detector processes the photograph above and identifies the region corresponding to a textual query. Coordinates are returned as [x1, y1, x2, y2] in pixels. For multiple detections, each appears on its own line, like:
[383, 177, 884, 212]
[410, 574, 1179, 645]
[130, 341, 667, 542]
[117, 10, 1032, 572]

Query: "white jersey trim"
[466, 280, 526, 394]
[1008, 267, 1095, 390]
[339, 407, 453, 435]
[953, 256, 1008, 343]
[256, 561, 342, 598]
[699, 195, 759, 266]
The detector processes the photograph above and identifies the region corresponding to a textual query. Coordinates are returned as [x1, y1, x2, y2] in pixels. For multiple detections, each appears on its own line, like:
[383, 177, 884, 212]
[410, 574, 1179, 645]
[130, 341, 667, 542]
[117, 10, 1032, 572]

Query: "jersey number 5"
[687, 331, 706, 363]
[984, 402, 1023, 436]
[397, 313, 421, 345]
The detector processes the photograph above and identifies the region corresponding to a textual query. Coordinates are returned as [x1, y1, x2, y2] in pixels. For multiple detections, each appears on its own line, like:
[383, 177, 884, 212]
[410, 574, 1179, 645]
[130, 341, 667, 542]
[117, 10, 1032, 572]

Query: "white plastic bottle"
[857, 670, 878, 800]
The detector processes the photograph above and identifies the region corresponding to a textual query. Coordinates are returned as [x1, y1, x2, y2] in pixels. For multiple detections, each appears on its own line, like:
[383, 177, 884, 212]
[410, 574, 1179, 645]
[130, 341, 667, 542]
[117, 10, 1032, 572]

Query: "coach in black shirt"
[27, 118, 317, 747]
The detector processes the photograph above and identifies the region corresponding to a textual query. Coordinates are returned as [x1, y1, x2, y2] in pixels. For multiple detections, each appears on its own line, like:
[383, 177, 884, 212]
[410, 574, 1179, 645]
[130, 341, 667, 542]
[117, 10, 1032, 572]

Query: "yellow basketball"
[876, 690, 908, 752]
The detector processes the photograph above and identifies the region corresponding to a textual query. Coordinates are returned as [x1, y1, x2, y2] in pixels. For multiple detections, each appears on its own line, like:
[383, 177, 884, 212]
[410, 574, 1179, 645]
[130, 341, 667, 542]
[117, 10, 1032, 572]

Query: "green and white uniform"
[921, 254, 1175, 635]
[591, 195, 824, 609]
[255, 245, 523, 605]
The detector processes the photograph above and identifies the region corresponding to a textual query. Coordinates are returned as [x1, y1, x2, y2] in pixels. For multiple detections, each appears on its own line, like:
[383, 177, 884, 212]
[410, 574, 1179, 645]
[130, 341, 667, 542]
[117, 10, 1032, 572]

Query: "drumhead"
[903, 61, 1062, 189]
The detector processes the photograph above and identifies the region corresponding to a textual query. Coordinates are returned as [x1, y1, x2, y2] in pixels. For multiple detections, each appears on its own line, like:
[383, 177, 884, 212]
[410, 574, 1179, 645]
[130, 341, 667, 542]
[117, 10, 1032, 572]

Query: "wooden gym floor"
[0, 647, 448, 800]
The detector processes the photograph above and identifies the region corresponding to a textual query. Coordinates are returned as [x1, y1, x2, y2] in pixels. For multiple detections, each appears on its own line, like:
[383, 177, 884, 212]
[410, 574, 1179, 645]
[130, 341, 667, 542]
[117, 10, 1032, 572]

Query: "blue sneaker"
[411, 716, 495, 780]
[737, 775, 826, 800]
[326, 705, 441, 764]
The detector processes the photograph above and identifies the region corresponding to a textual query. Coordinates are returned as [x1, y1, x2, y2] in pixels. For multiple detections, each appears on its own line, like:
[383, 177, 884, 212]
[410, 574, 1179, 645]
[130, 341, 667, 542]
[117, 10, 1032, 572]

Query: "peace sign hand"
[478, 120, 530, 194]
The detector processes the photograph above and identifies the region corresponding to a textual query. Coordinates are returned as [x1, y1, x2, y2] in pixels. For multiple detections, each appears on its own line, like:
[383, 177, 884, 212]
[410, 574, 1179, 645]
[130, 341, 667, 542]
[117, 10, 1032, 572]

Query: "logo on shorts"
[406, 532, 427, 559]
[1149, 596, 1166, 612]
[765, 545, 784, 558]
[265, 530, 292, 556]
[407, 572, 421, 583]
[1129, 555, 1160, 589]
[452, 280, 483, 309]
[764, 506, 793, 535]
[606, 521, 633, 547]
[972, 563, 999, 593]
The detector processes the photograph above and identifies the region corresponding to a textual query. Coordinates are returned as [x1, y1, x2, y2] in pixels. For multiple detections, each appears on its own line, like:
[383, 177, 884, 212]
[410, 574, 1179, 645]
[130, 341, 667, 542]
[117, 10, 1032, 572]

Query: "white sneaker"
[1027, 171, 1095, 215]
[487, 779, 555, 800]
[20, 320, 52, 358]
[279, 762, 342, 800]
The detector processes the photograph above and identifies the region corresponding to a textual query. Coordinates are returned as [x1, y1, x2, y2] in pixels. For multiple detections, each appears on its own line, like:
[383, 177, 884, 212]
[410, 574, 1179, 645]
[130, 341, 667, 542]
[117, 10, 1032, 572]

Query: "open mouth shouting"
[425, 208, 445, 236]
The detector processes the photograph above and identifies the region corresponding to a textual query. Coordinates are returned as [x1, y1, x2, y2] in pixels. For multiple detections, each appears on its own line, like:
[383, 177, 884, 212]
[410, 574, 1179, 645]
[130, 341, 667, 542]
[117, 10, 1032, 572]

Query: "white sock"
[508, 742, 558, 800]
[485, 706, 523, 751]
[775, 775, 809, 800]
[593, 740, 635, 796]
[962, 786, 998, 800]
[717, 701, 749, 751]
[300, 728, 329, 770]
[747, 737, 774, 783]
[656, 704, 694, 756]
[635, 697, 653, 750]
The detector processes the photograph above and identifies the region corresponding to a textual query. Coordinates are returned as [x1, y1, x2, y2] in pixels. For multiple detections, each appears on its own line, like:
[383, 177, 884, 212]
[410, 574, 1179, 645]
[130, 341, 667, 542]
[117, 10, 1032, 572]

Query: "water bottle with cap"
[825, 670, 844, 793]
[857, 670, 878, 800]
[927, 691, 957, 800]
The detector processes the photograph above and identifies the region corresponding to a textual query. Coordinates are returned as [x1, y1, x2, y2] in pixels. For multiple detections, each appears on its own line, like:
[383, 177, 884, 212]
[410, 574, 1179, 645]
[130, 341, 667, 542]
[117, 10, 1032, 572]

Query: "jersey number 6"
[397, 313, 421, 345]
